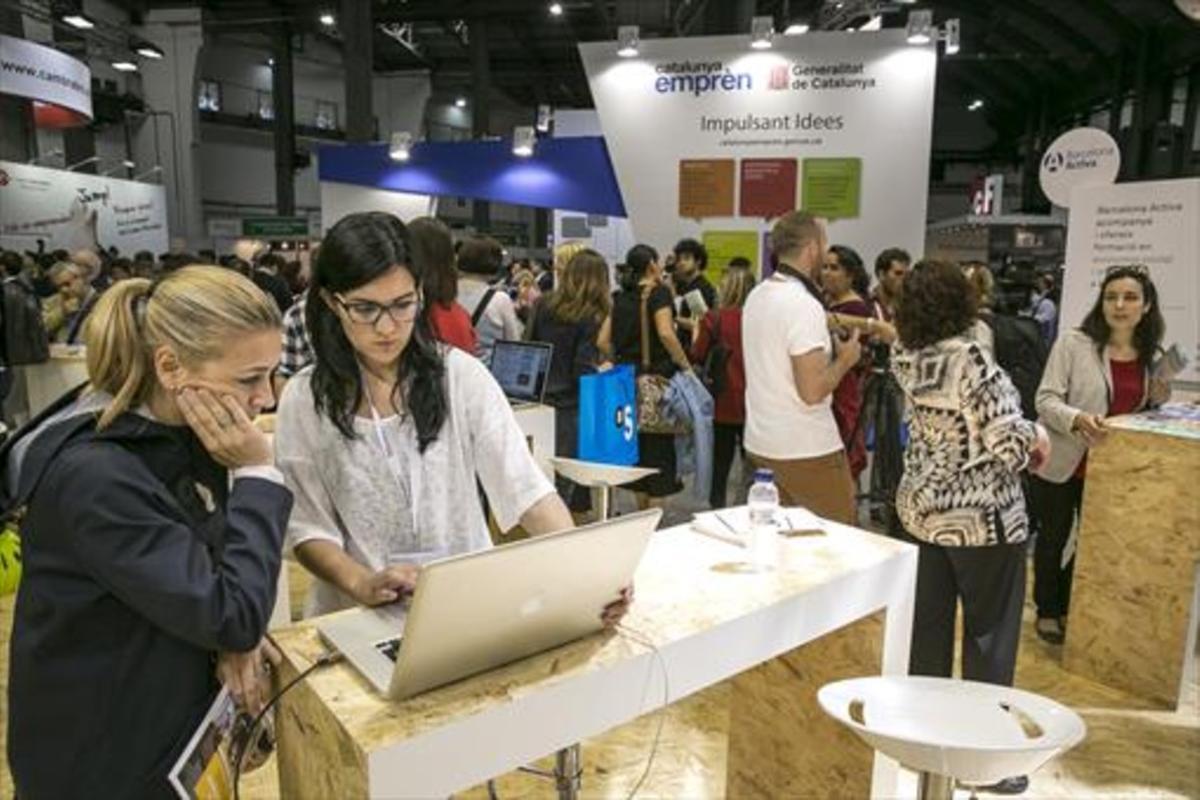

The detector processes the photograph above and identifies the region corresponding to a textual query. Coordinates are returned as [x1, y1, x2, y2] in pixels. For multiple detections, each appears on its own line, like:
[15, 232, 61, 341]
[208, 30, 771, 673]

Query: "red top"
[1074, 358, 1144, 479]
[427, 302, 479, 355]
[830, 297, 872, 479]
[690, 307, 746, 424]
[1108, 358, 1145, 416]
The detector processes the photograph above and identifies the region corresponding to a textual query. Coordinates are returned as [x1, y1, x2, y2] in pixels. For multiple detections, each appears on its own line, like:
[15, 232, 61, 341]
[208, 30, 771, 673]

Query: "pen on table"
[713, 511, 740, 537]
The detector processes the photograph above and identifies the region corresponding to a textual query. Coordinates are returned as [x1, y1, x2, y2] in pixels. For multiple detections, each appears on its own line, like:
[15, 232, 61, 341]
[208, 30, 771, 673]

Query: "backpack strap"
[471, 288, 498, 328]
[0, 381, 91, 516]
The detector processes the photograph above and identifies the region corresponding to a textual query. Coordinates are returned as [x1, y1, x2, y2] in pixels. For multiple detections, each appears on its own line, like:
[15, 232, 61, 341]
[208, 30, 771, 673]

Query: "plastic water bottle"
[746, 469, 780, 569]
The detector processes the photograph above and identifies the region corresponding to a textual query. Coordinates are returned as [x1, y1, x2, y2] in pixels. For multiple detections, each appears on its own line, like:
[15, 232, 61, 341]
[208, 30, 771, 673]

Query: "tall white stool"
[550, 457, 657, 521]
[819, 676, 1086, 799]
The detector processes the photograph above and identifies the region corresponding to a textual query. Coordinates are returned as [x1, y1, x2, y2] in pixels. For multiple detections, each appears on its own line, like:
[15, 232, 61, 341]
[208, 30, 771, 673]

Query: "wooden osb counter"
[1063, 406, 1200, 708]
[270, 521, 917, 799]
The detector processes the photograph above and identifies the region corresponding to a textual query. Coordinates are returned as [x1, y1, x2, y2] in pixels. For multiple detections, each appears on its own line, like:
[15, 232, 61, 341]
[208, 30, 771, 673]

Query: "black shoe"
[979, 775, 1030, 795]
[1035, 617, 1065, 645]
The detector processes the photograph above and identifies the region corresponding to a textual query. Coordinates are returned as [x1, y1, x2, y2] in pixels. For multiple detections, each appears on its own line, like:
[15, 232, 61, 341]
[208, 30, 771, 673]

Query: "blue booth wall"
[317, 136, 627, 218]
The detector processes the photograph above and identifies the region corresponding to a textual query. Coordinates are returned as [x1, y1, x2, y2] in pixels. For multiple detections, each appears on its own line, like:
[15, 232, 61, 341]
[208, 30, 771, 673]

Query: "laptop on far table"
[489, 339, 552, 409]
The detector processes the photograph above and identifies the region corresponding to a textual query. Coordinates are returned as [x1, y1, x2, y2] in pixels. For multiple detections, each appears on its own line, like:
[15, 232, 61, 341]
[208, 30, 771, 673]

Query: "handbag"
[636, 292, 686, 434]
[577, 364, 639, 465]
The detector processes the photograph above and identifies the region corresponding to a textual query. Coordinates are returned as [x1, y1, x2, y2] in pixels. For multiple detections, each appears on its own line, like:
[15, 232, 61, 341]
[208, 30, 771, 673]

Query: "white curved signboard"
[1039, 127, 1120, 209]
[0, 33, 92, 120]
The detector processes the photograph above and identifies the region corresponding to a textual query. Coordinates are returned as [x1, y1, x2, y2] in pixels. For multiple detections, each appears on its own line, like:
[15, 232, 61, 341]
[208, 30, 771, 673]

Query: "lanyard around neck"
[362, 369, 421, 545]
[773, 262, 825, 307]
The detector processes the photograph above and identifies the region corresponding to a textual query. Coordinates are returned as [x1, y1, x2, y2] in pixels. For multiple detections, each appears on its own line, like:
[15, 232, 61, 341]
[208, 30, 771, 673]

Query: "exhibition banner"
[0, 33, 92, 120]
[579, 30, 936, 272]
[1062, 178, 1200, 384]
[0, 160, 168, 255]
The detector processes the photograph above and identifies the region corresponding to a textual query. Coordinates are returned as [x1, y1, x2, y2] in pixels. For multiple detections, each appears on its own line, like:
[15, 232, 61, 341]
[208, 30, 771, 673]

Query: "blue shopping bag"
[577, 364, 639, 465]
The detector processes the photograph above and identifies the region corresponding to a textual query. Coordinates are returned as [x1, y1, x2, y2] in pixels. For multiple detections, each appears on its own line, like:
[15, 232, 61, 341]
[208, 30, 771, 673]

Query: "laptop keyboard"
[375, 637, 403, 662]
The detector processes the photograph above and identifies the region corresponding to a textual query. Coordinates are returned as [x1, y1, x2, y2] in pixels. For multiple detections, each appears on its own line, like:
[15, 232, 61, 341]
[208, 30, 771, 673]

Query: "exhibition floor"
[2, 553, 1194, 799]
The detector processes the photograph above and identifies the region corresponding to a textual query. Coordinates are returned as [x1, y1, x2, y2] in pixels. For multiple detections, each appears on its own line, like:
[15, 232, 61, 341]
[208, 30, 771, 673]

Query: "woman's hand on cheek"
[178, 388, 273, 469]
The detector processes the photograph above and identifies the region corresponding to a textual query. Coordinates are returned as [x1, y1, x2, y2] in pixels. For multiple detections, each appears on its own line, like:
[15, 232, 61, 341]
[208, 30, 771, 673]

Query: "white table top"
[274, 520, 917, 797]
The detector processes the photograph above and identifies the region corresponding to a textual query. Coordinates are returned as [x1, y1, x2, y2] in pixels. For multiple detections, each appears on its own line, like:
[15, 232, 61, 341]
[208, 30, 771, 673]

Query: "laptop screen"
[489, 340, 552, 403]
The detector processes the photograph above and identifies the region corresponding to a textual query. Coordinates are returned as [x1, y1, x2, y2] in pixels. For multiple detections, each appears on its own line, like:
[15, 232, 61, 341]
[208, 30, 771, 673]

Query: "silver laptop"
[489, 339, 552, 408]
[316, 509, 662, 700]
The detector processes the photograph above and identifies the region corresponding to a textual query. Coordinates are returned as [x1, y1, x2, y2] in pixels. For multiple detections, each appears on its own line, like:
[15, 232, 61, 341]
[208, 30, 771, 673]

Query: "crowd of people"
[0, 209, 1171, 797]
[0, 242, 309, 351]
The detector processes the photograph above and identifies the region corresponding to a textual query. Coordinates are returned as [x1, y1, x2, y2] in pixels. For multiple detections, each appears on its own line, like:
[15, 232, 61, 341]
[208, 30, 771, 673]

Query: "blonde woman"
[511, 266, 541, 324]
[552, 239, 589, 286]
[3, 267, 291, 798]
[690, 266, 754, 507]
[963, 260, 997, 356]
[527, 248, 613, 512]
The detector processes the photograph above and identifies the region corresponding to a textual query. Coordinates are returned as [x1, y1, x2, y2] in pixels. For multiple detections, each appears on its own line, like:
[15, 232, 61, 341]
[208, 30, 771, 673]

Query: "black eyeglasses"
[335, 293, 421, 327]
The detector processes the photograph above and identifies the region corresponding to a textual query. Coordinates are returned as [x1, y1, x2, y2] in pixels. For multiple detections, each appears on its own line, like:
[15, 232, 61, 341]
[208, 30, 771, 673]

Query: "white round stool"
[550, 457, 657, 521]
[818, 676, 1086, 799]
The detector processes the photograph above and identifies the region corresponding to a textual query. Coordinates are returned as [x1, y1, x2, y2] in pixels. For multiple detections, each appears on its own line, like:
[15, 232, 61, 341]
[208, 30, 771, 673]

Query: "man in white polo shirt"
[743, 211, 862, 523]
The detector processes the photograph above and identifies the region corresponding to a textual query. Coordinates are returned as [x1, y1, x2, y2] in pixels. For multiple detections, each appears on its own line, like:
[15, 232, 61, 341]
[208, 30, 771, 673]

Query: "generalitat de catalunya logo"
[650, 59, 874, 96]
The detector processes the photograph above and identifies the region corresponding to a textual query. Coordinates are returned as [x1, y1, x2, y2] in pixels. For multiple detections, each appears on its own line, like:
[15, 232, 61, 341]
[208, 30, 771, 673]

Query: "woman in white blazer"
[1032, 265, 1169, 644]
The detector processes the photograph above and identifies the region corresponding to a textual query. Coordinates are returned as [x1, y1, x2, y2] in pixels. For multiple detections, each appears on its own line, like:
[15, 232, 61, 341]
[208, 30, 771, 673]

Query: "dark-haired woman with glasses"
[1031, 264, 1170, 644]
[275, 213, 629, 624]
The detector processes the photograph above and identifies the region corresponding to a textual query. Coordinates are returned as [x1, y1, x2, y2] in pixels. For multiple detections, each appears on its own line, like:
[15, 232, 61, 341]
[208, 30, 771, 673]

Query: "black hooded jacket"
[3, 401, 292, 799]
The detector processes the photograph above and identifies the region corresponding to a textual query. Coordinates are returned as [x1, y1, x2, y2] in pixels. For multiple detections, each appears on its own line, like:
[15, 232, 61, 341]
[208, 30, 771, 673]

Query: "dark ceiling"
[101, 0, 1200, 159]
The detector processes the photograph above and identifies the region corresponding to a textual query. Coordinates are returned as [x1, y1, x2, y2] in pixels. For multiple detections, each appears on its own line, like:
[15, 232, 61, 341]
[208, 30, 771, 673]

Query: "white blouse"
[275, 348, 555, 615]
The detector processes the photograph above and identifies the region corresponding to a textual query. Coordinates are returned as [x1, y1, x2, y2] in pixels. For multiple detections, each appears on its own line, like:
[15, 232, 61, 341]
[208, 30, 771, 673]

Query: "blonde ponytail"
[85, 279, 154, 429]
[83, 266, 282, 429]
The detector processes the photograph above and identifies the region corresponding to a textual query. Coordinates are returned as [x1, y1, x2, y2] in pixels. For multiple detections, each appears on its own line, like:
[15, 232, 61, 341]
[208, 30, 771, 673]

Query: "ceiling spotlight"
[784, 22, 809, 35]
[536, 104, 552, 133]
[944, 18, 961, 55]
[455, 96, 467, 108]
[616, 25, 639, 58]
[266, 57, 275, 68]
[548, 2, 563, 16]
[61, 13, 95, 29]
[906, 9, 934, 45]
[319, 12, 335, 26]
[750, 15, 774, 49]
[389, 132, 413, 162]
[111, 60, 139, 72]
[135, 42, 164, 60]
[968, 99, 984, 111]
[513, 126, 536, 158]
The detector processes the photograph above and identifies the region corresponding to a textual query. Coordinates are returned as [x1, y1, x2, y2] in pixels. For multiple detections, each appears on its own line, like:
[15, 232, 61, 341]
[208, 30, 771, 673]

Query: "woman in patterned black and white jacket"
[891, 261, 1050, 717]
